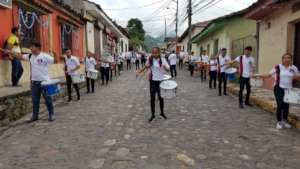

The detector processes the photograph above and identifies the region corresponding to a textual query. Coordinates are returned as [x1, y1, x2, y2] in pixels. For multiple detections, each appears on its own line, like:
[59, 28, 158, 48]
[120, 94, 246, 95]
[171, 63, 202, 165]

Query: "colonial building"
[192, 10, 257, 60]
[0, 0, 85, 87]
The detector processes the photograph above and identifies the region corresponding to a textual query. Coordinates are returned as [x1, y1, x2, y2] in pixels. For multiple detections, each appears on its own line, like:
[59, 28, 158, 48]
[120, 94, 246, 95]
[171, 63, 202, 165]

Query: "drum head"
[163, 74, 171, 80]
[160, 80, 178, 90]
[41, 79, 60, 85]
[226, 68, 237, 74]
[89, 70, 99, 73]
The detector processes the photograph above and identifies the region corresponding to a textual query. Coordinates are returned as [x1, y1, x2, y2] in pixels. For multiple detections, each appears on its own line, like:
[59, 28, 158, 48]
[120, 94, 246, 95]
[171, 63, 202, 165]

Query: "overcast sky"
[90, 0, 257, 37]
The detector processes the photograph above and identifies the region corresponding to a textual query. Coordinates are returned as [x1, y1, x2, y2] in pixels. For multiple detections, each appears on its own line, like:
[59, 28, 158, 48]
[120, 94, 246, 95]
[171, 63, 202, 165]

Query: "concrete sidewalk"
[228, 83, 300, 128]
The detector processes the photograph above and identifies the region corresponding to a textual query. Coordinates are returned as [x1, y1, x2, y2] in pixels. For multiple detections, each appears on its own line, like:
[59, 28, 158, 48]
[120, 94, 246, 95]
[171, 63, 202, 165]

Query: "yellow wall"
[258, 1, 300, 74]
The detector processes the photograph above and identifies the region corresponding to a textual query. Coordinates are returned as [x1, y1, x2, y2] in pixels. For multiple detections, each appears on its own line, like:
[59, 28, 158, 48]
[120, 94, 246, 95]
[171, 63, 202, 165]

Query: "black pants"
[189, 64, 194, 76]
[150, 80, 164, 116]
[11, 58, 23, 86]
[201, 68, 207, 81]
[101, 67, 110, 84]
[126, 59, 131, 70]
[117, 63, 122, 76]
[141, 59, 146, 68]
[218, 72, 227, 95]
[274, 86, 290, 122]
[135, 60, 140, 70]
[239, 77, 251, 104]
[170, 65, 177, 78]
[66, 75, 80, 100]
[209, 71, 217, 89]
[179, 59, 183, 69]
[86, 77, 95, 93]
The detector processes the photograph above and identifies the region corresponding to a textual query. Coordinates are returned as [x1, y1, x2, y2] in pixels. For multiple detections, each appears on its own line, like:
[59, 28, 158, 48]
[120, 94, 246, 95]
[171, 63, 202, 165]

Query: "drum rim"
[160, 80, 178, 90]
[41, 79, 60, 85]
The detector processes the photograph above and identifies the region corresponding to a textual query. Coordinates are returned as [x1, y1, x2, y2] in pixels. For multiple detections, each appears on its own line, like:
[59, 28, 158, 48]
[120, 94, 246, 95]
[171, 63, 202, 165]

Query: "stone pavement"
[0, 70, 300, 169]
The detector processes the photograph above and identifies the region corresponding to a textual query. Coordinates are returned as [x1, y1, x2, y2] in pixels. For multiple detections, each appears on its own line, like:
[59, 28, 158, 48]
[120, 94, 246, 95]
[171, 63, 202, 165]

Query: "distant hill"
[144, 35, 164, 52]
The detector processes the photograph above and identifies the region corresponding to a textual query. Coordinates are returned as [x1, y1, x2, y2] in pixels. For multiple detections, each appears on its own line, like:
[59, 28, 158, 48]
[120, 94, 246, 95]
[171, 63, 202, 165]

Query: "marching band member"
[208, 55, 218, 89]
[135, 51, 141, 70]
[141, 52, 146, 68]
[256, 53, 300, 129]
[189, 51, 200, 77]
[100, 55, 111, 85]
[64, 49, 81, 102]
[179, 50, 185, 69]
[217, 48, 231, 96]
[138, 47, 170, 122]
[230, 46, 255, 108]
[126, 48, 133, 70]
[200, 50, 209, 81]
[84, 51, 97, 93]
[168, 50, 177, 78]
[12, 42, 55, 122]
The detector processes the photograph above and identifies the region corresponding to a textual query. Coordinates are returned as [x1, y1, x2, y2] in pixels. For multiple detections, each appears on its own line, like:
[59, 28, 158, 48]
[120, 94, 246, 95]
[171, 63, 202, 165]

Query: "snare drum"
[160, 80, 178, 99]
[226, 68, 237, 81]
[71, 74, 86, 84]
[284, 88, 300, 104]
[41, 79, 61, 96]
[87, 70, 99, 80]
[251, 77, 263, 87]
[163, 74, 171, 81]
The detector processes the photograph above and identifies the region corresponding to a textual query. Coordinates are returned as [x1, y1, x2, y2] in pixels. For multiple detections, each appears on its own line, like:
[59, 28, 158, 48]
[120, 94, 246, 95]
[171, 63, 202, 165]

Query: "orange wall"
[0, 7, 13, 58]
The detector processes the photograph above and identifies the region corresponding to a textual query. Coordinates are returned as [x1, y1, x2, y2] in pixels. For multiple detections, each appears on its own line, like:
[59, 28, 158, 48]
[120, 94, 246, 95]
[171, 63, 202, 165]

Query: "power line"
[103, 0, 165, 11]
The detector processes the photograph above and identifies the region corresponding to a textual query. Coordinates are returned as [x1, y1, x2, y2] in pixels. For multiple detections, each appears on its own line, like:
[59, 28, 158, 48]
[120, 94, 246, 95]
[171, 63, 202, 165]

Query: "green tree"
[127, 18, 145, 49]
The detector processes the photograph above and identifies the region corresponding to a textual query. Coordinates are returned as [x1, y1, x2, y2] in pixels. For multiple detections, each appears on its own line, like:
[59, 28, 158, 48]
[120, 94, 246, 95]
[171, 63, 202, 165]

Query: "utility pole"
[175, 0, 179, 50]
[187, 0, 192, 54]
[165, 19, 167, 39]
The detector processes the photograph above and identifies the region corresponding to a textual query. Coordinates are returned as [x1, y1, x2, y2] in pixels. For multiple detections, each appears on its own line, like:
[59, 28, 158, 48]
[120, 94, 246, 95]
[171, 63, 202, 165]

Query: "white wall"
[86, 21, 95, 53]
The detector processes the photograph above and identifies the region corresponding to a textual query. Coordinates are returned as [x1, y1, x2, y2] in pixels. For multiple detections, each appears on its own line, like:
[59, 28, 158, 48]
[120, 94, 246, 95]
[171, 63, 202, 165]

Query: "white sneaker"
[282, 121, 292, 129]
[276, 122, 283, 130]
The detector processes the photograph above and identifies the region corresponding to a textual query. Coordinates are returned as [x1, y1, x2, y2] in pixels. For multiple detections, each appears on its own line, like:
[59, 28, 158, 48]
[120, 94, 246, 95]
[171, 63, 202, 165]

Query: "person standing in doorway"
[7, 27, 24, 87]
[230, 46, 256, 108]
[168, 50, 177, 78]
[64, 49, 81, 102]
[209, 55, 218, 89]
[217, 48, 231, 96]
[85, 51, 97, 93]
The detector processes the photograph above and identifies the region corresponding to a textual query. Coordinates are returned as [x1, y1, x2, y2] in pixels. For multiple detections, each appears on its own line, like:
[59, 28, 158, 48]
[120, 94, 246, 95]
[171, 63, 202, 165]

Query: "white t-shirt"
[209, 59, 218, 71]
[270, 64, 299, 89]
[125, 52, 132, 60]
[217, 55, 231, 73]
[85, 56, 97, 72]
[191, 55, 200, 63]
[101, 56, 113, 68]
[179, 52, 185, 59]
[234, 55, 255, 78]
[147, 57, 170, 81]
[201, 55, 209, 64]
[22, 52, 54, 81]
[168, 53, 177, 65]
[65, 56, 80, 76]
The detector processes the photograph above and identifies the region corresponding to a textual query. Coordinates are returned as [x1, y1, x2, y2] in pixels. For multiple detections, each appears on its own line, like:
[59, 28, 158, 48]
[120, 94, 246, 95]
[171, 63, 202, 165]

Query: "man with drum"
[255, 53, 300, 129]
[229, 46, 255, 109]
[200, 50, 209, 81]
[138, 47, 170, 122]
[85, 51, 97, 93]
[64, 49, 81, 102]
[217, 48, 231, 96]
[12, 42, 55, 122]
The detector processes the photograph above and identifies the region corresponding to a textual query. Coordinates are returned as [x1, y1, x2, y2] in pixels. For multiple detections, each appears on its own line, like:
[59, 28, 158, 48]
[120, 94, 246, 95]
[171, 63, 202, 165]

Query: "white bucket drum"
[41, 79, 61, 96]
[71, 74, 86, 84]
[160, 80, 178, 99]
[163, 74, 171, 81]
[87, 70, 99, 80]
[284, 88, 300, 105]
[226, 68, 237, 81]
[251, 77, 263, 87]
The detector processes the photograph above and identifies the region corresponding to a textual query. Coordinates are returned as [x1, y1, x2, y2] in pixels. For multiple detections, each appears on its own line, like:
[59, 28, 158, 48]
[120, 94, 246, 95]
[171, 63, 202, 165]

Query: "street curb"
[227, 84, 300, 129]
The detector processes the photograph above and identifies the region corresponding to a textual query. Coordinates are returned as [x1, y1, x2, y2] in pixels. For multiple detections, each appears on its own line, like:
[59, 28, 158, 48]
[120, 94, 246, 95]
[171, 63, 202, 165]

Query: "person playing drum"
[208, 54, 218, 89]
[138, 47, 170, 122]
[255, 53, 300, 129]
[85, 51, 97, 93]
[200, 50, 209, 81]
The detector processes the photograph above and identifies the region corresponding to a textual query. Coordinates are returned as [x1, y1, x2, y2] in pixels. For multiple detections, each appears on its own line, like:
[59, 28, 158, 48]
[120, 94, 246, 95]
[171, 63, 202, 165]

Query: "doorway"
[294, 23, 300, 68]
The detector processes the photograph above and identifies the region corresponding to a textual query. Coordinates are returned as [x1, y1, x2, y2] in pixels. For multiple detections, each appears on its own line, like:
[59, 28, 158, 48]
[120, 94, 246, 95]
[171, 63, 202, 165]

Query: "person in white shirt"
[168, 50, 177, 78]
[230, 46, 256, 108]
[217, 48, 231, 96]
[100, 55, 112, 85]
[126, 48, 133, 70]
[17, 42, 55, 122]
[135, 51, 141, 70]
[189, 51, 200, 77]
[208, 55, 218, 89]
[85, 51, 97, 93]
[257, 53, 300, 129]
[200, 50, 209, 81]
[143, 47, 170, 122]
[179, 50, 185, 69]
[141, 53, 146, 68]
[64, 49, 81, 102]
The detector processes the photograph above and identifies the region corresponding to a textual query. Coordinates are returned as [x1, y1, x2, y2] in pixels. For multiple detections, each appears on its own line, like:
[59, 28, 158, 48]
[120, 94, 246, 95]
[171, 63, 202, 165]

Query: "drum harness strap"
[29, 54, 33, 83]
[275, 64, 280, 87]
[240, 55, 243, 77]
[217, 56, 221, 74]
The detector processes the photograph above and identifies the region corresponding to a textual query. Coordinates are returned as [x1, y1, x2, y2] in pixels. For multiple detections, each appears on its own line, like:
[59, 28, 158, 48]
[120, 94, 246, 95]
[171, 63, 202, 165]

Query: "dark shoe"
[224, 93, 228, 96]
[148, 115, 155, 123]
[160, 114, 167, 120]
[68, 99, 72, 102]
[245, 103, 253, 107]
[86, 91, 90, 94]
[48, 116, 55, 122]
[219, 94, 222, 96]
[27, 118, 39, 123]
[239, 104, 244, 109]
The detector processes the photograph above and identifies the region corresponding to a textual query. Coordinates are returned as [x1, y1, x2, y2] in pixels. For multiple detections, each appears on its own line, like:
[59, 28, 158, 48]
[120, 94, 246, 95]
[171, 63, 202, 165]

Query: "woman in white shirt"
[143, 47, 170, 122]
[85, 51, 97, 93]
[258, 53, 300, 129]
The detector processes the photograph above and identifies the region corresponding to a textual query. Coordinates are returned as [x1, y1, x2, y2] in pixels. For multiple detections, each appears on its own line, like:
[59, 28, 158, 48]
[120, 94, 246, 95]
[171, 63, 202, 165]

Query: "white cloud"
[91, 0, 257, 37]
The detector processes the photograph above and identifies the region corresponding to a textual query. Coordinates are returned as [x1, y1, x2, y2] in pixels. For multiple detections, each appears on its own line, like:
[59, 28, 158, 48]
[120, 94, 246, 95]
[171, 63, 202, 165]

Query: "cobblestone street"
[0, 70, 300, 169]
